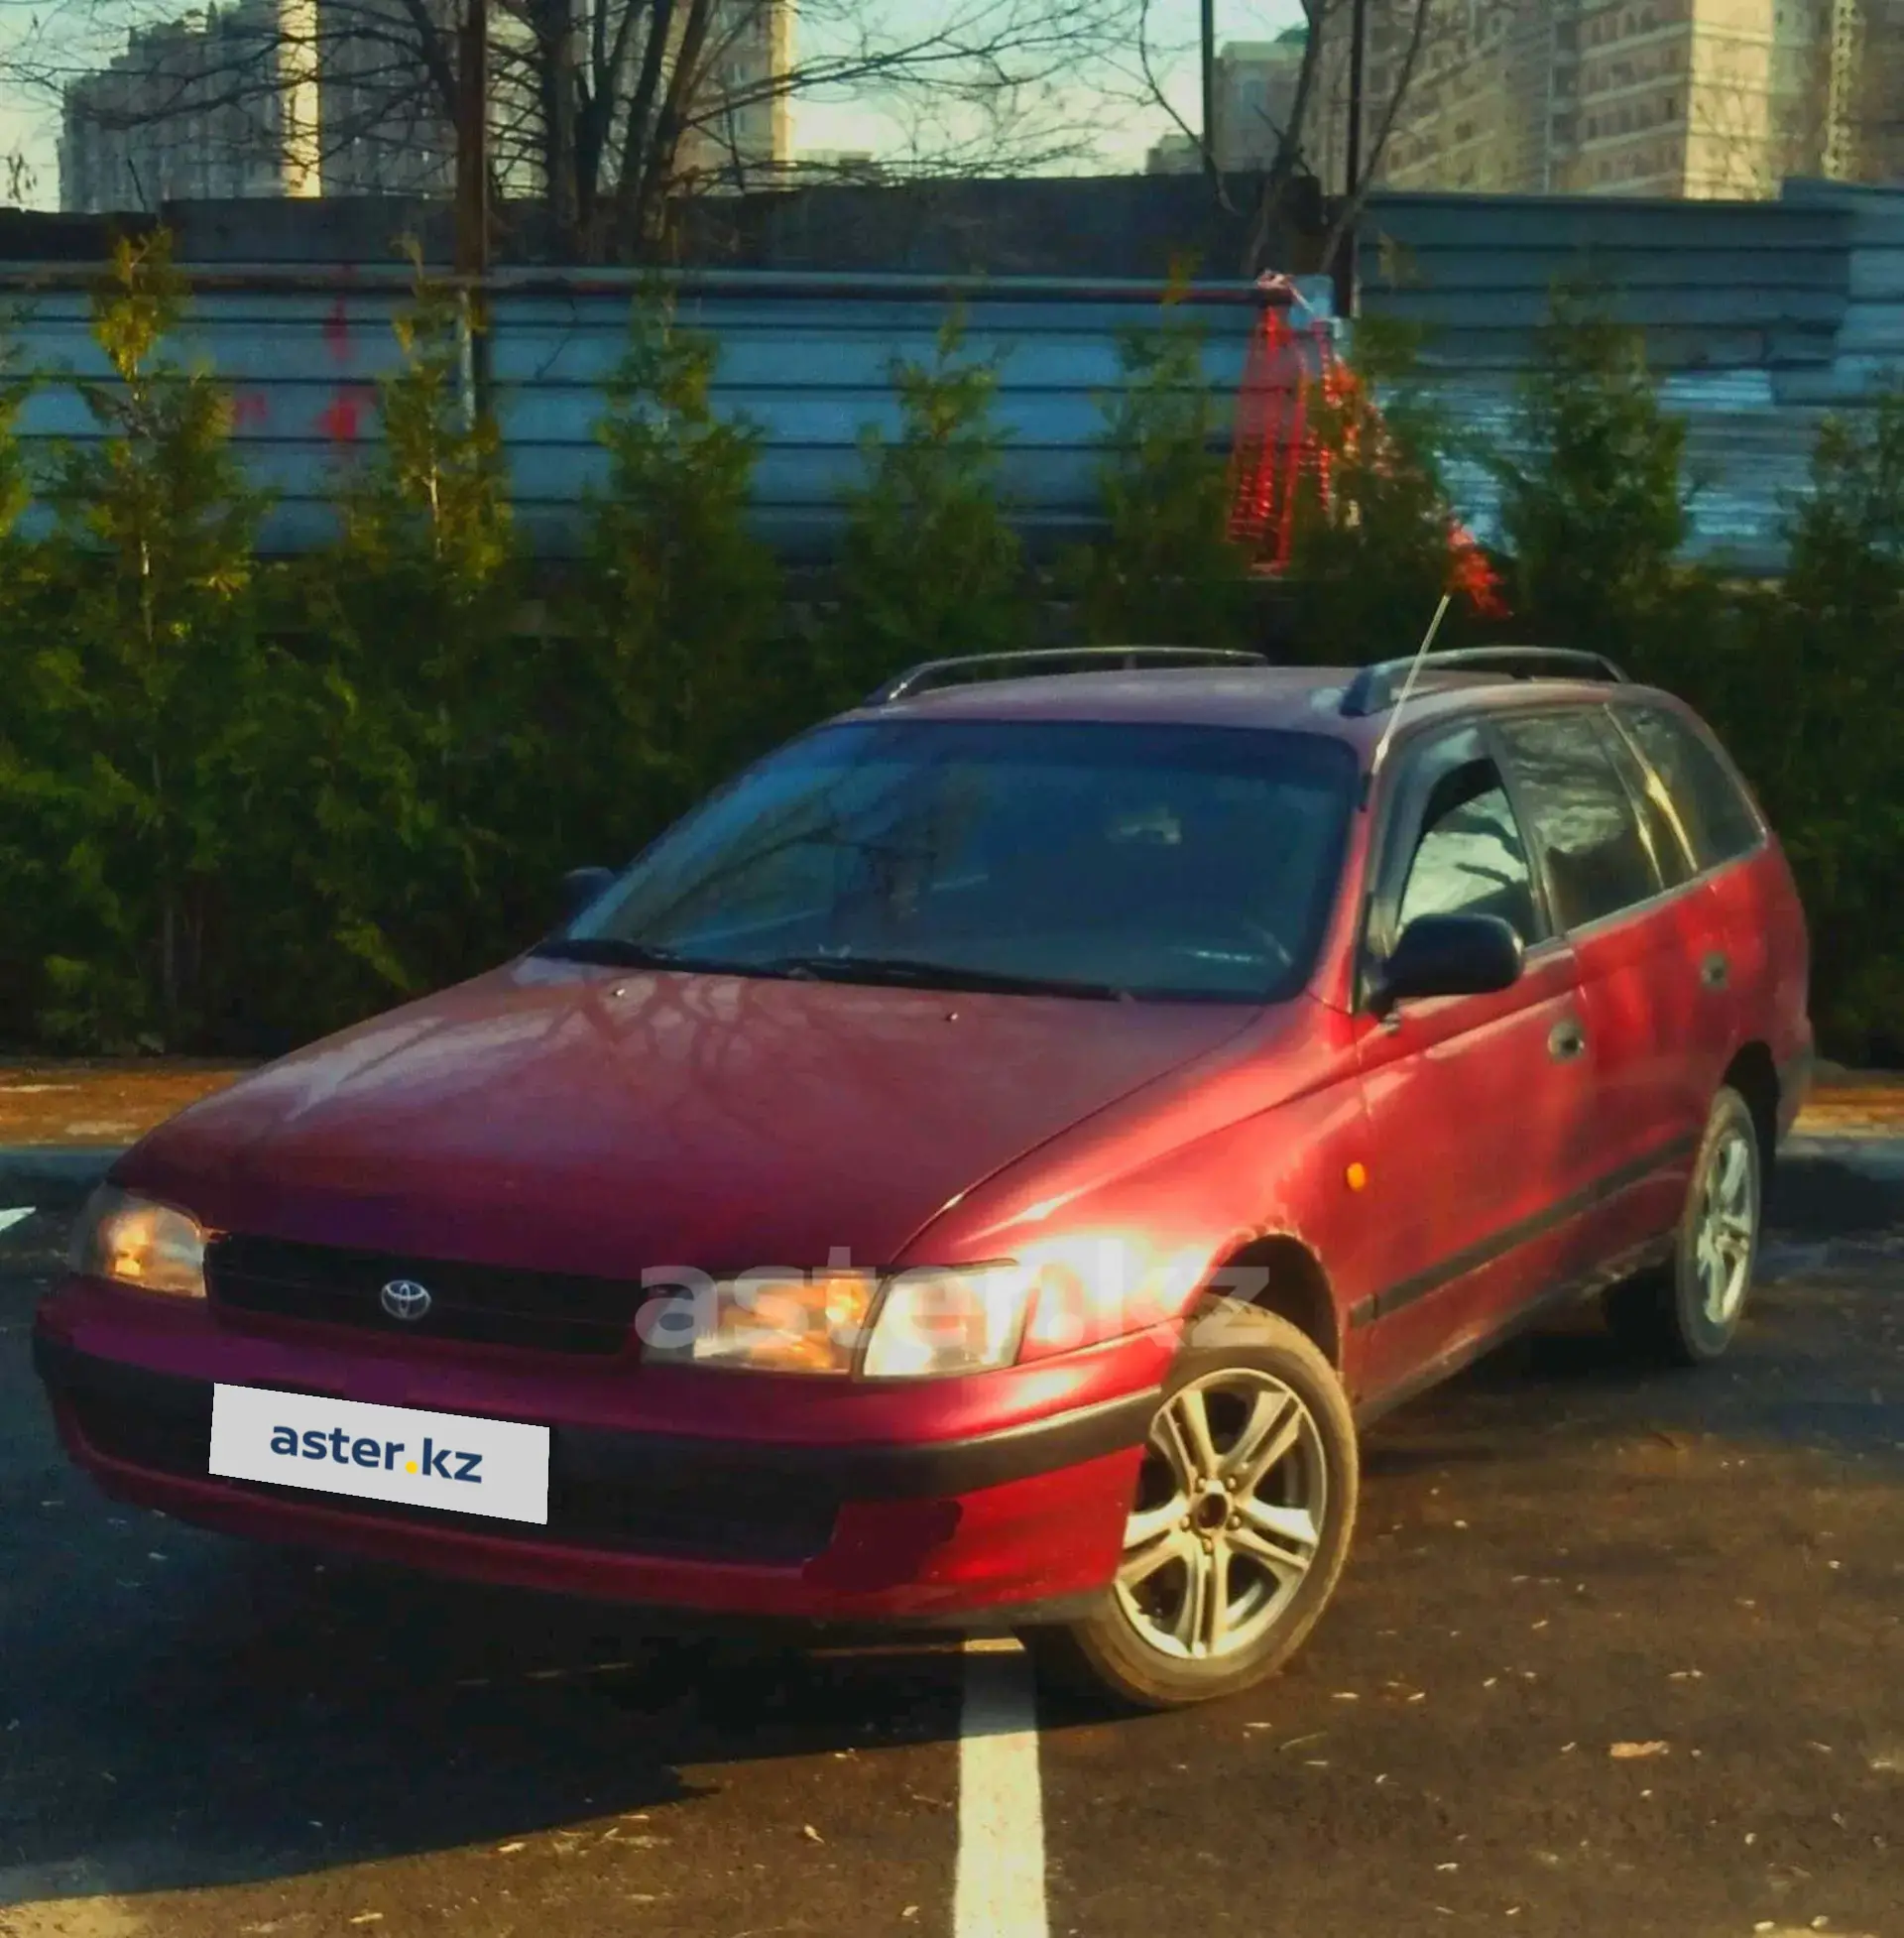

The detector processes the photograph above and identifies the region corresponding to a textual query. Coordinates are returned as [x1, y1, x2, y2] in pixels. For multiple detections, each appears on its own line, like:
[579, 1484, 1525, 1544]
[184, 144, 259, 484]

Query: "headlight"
[69, 1186, 208, 1298]
[638, 1263, 1034, 1379]
[861, 1265, 1033, 1379]
[641, 1271, 881, 1376]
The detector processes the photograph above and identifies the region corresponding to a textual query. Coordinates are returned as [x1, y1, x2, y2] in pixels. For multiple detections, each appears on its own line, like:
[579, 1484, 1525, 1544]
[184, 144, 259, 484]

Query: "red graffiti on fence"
[317, 386, 372, 444]
[323, 295, 352, 365]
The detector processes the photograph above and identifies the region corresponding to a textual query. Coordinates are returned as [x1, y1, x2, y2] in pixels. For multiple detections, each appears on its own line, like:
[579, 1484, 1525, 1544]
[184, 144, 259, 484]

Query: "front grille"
[60, 1374, 836, 1565]
[206, 1234, 644, 1356]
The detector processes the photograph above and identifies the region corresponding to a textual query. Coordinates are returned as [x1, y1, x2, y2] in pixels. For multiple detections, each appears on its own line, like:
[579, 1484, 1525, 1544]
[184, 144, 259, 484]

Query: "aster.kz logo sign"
[209, 1386, 550, 1523]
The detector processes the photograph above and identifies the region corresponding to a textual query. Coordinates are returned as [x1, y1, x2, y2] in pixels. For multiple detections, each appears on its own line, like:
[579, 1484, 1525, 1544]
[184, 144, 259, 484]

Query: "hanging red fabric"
[1227, 279, 1506, 616]
[1227, 288, 1339, 571]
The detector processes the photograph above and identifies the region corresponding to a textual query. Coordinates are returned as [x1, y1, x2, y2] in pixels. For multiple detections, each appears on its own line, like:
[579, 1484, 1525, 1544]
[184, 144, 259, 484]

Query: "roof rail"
[1339, 646, 1629, 719]
[868, 647, 1271, 706]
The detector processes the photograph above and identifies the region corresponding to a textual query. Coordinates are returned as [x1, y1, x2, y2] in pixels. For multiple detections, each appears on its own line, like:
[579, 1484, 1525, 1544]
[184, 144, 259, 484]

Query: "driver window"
[1397, 759, 1541, 946]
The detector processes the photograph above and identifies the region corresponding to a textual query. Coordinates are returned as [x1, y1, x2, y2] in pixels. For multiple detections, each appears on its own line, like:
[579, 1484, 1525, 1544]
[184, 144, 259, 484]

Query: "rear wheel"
[1036, 1302, 1358, 1709]
[1607, 1085, 1762, 1365]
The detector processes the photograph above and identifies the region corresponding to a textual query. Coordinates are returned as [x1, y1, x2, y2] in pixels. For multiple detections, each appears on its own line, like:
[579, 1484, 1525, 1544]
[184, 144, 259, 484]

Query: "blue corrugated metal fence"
[0, 267, 1295, 558]
[1359, 179, 1904, 570]
[4, 178, 1900, 571]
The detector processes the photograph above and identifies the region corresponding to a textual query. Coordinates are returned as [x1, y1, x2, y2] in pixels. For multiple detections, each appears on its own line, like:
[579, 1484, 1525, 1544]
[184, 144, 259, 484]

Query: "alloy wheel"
[1116, 1368, 1328, 1662]
[1696, 1124, 1758, 1327]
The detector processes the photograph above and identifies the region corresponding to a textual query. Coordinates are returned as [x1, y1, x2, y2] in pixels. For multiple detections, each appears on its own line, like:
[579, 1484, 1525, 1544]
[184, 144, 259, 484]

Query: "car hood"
[119, 958, 1259, 1276]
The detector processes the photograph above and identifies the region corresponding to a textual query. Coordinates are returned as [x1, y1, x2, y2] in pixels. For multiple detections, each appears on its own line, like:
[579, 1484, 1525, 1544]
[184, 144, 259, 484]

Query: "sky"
[785, 0, 1305, 175]
[0, 0, 1306, 209]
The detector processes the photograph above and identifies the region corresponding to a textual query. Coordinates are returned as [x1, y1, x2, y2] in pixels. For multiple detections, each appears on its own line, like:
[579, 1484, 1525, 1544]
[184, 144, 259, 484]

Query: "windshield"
[542, 719, 1357, 1003]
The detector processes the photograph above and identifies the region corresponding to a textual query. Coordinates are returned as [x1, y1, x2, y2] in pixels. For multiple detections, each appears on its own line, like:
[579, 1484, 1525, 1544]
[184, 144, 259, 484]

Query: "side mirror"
[1376, 912, 1524, 1010]
[560, 866, 617, 923]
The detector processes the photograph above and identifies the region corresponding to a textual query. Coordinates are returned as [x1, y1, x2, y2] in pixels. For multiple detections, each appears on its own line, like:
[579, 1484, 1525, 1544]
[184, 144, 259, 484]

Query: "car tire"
[1030, 1300, 1359, 1710]
[1606, 1085, 1763, 1366]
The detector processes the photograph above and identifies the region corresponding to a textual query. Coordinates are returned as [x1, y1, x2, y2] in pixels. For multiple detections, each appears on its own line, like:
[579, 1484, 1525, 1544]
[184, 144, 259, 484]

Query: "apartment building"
[60, 0, 454, 210]
[1365, 0, 1555, 191]
[1145, 30, 1355, 185]
[677, 0, 795, 187]
[60, 0, 321, 209]
[1830, 0, 1904, 180]
[60, 0, 788, 213]
[1365, 0, 1903, 197]
[317, 0, 457, 196]
[1559, 0, 1827, 196]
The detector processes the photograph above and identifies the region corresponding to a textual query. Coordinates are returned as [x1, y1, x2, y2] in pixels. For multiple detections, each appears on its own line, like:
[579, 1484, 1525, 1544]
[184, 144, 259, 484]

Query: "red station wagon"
[34, 646, 1813, 1706]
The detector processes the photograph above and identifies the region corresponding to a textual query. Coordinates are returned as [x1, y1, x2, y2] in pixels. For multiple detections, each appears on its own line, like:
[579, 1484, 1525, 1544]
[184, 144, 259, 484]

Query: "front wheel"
[1607, 1085, 1763, 1365]
[1035, 1302, 1358, 1709]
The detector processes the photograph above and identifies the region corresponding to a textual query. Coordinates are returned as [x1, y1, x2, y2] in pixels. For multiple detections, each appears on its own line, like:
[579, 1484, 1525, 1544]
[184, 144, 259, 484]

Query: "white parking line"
[0, 1208, 33, 1236]
[954, 1635, 1048, 1938]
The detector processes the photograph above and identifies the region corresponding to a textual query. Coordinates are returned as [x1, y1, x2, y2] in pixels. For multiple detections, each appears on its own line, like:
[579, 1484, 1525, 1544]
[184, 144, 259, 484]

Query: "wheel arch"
[1206, 1231, 1342, 1369]
[1722, 1040, 1780, 1178]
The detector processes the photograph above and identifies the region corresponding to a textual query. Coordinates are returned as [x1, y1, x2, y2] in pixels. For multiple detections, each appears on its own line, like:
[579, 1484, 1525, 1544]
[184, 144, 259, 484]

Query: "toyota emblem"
[379, 1278, 433, 1322]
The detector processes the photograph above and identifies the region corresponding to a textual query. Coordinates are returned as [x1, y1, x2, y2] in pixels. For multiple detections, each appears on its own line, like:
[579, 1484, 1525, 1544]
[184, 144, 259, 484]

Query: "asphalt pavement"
[3, 1198, 1901, 1938]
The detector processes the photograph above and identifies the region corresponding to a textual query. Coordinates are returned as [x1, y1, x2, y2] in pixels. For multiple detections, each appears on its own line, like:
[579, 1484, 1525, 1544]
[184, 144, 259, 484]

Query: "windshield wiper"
[538, 938, 1130, 1000]
[534, 936, 753, 975]
[759, 952, 1130, 1002]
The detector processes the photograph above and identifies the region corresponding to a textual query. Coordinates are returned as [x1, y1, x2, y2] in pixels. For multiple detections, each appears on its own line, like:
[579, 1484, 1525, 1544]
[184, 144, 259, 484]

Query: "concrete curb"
[6, 1139, 1903, 1235]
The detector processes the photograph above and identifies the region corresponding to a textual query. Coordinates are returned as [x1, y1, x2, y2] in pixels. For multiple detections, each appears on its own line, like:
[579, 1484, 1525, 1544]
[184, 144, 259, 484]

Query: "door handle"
[1548, 1018, 1588, 1062]
[1701, 951, 1730, 991]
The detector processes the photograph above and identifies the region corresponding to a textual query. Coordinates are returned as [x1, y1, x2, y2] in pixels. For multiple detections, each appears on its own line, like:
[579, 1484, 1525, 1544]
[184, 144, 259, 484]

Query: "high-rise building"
[1212, 37, 1306, 171]
[60, 0, 791, 213]
[483, 0, 792, 202]
[315, 0, 457, 196]
[60, 0, 322, 209]
[1557, 0, 1823, 196]
[1364, 0, 1554, 192]
[59, 0, 453, 210]
[1833, 0, 1904, 180]
[676, 0, 796, 187]
[1361, 0, 1904, 198]
[1144, 32, 1321, 177]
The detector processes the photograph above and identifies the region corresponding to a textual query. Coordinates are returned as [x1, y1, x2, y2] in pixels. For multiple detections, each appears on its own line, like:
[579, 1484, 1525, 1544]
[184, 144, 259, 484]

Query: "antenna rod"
[1369, 593, 1455, 782]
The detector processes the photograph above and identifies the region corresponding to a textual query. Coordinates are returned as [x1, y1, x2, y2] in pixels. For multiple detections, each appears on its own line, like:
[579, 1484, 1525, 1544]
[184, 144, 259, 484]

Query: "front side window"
[1613, 704, 1762, 870]
[1494, 712, 1663, 929]
[1397, 760, 1542, 945]
[544, 720, 1359, 1003]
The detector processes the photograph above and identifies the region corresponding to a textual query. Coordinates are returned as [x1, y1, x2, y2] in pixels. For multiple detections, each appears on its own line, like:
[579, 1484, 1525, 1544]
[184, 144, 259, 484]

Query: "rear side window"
[1614, 704, 1763, 869]
[1592, 712, 1695, 891]
[1494, 712, 1663, 929]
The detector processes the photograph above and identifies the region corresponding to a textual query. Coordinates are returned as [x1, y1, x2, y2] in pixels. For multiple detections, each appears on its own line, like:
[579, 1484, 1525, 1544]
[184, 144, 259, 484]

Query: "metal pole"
[1345, 0, 1368, 198]
[1341, 0, 1368, 316]
[455, 0, 490, 278]
[455, 0, 491, 423]
[1202, 0, 1218, 172]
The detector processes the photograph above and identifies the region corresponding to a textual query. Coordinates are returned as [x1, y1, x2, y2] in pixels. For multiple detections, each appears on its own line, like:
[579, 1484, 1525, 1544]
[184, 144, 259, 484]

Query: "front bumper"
[32, 1289, 1160, 1626]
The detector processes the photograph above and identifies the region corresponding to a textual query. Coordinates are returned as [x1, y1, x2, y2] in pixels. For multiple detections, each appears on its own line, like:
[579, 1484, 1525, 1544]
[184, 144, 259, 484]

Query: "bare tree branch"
[1230, 0, 1334, 273]
[1133, 0, 1236, 208]
[19, 0, 1151, 251]
[1320, 0, 1435, 271]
